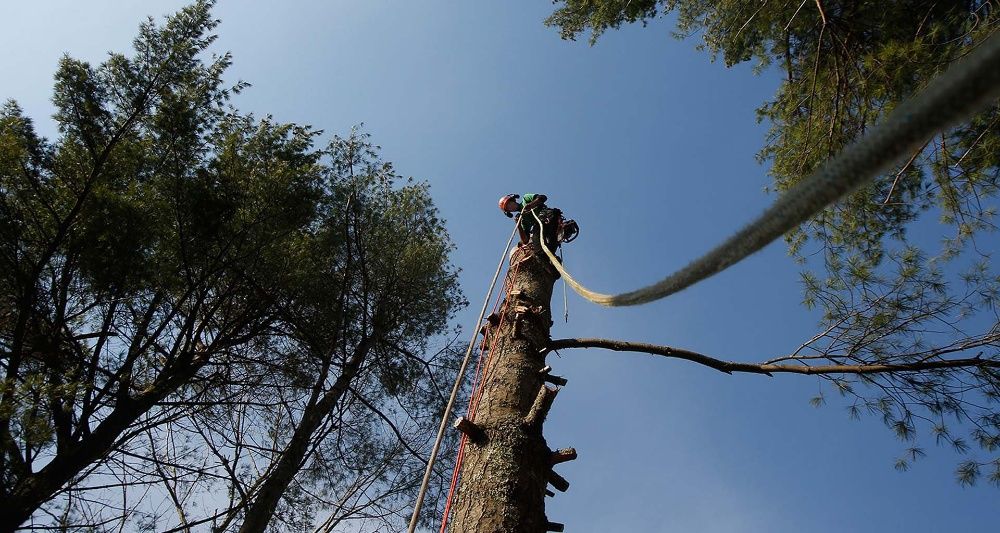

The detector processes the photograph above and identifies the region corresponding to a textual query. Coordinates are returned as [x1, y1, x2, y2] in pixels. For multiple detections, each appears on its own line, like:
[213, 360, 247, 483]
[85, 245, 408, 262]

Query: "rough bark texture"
[450, 244, 560, 533]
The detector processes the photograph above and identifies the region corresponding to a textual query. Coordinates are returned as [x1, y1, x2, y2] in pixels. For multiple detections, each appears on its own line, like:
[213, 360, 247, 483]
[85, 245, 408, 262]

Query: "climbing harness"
[534, 31, 1000, 307]
[407, 221, 520, 533]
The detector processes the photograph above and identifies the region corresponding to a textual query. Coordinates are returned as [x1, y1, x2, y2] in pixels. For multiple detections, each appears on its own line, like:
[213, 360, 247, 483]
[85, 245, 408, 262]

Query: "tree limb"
[545, 338, 1000, 377]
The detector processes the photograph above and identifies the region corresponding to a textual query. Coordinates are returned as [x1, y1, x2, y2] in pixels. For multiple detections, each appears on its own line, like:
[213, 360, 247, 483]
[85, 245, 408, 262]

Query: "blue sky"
[2, 1, 997, 531]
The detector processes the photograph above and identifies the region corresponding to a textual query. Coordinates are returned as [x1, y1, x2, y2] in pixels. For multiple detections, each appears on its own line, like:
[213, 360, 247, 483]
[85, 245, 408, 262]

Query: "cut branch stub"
[512, 303, 546, 317]
[550, 448, 577, 465]
[512, 246, 535, 266]
[546, 522, 565, 532]
[512, 317, 524, 339]
[480, 312, 501, 337]
[542, 373, 568, 386]
[548, 469, 569, 493]
[509, 288, 538, 307]
[524, 385, 558, 428]
[453, 416, 485, 444]
[538, 363, 567, 385]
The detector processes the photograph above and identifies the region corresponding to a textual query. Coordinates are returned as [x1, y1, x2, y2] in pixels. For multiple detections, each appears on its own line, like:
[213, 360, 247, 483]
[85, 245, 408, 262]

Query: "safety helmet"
[498, 194, 520, 218]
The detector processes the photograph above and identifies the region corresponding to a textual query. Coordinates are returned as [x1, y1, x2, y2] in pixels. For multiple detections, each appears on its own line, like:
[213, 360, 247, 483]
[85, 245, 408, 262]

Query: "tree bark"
[449, 244, 560, 533]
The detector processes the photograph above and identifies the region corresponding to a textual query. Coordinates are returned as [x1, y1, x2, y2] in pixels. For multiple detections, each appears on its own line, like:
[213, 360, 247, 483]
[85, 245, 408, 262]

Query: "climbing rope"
[412, 30, 1000, 531]
[407, 221, 520, 533]
[438, 252, 523, 532]
[560, 248, 568, 323]
[536, 32, 1000, 307]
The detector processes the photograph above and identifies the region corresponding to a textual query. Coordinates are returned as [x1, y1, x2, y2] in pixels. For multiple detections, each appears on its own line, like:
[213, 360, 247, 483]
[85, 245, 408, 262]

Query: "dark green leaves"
[0, 3, 463, 528]
[545, 0, 660, 43]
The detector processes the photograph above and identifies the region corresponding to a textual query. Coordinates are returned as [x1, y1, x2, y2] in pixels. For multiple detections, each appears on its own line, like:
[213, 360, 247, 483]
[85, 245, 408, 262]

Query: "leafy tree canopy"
[0, 1, 463, 529]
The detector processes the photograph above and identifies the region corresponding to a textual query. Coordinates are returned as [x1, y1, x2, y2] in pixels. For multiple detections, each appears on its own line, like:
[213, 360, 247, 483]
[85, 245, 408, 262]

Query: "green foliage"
[547, 0, 1000, 483]
[0, 2, 462, 529]
[546, 0, 660, 43]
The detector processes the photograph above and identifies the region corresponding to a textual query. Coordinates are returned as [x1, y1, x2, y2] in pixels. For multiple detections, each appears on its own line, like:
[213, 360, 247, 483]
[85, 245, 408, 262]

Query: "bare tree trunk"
[449, 244, 562, 533]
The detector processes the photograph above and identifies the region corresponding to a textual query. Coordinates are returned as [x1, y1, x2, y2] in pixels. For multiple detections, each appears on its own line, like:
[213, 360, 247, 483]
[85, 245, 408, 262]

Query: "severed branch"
[544, 338, 1000, 377]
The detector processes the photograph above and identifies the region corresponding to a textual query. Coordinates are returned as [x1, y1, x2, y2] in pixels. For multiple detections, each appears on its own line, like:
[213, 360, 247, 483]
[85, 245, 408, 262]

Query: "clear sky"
[2, 1, 997, 531]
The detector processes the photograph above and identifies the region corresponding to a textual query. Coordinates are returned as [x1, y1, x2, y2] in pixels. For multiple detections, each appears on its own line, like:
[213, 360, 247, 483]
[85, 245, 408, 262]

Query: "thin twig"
[785, 0, 810, 31]
[736, 0, 769, 38]
[814, 0, 827, 26]
[883, 141, 930, 204]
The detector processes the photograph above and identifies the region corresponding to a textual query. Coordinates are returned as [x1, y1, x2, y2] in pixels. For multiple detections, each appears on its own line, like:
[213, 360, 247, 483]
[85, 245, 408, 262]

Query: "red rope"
[468, 257, 521, 418]
[438, 247, 524, 532]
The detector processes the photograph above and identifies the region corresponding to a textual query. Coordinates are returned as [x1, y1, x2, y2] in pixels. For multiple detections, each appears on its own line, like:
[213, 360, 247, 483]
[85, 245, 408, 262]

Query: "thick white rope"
[538, 32, 1000, 307]
[407, 221, 519, 533]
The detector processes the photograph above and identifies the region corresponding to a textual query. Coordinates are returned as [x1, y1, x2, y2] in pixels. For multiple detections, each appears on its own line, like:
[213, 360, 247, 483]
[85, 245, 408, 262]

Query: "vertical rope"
[407, 221, 519, 533]
[438, 250, 524, 532]
[560, 248, 568, 323]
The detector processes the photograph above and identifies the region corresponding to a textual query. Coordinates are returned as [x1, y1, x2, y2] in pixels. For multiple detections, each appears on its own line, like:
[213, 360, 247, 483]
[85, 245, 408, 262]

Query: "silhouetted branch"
[545, 338, 1000, 377]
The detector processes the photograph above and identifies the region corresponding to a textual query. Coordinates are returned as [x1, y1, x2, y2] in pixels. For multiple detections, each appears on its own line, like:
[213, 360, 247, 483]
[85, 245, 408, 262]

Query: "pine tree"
[0, 3, 463, 530]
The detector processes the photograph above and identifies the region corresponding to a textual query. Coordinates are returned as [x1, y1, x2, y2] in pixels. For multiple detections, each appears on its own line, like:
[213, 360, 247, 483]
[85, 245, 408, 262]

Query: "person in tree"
[499, 193, 577, 250]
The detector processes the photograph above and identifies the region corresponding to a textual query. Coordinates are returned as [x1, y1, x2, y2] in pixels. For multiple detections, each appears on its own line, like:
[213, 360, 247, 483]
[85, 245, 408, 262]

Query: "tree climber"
[498, 193, 578, 250]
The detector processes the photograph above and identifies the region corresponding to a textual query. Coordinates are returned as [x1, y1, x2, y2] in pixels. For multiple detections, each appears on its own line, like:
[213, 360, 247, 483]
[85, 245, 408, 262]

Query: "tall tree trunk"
[449, 244, 561, 533]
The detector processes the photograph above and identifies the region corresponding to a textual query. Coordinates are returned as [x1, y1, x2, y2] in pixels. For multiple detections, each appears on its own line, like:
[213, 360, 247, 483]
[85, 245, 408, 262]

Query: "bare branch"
[546, 338, 1000, 377]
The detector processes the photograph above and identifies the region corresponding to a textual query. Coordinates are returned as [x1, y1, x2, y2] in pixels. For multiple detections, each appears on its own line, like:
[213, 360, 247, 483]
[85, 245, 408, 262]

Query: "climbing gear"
[498, 194, 520, 217]
[407, 219, 520, 533]
[533, 32, 1000, 308]
[558, 218, 579, 243]
[438, 244, 526, 533]
[521, 206, 562, 251]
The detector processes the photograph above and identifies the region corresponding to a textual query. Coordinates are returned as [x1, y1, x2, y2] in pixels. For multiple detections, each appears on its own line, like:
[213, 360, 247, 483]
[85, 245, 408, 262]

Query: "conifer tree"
[0, 3, 462, 530]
